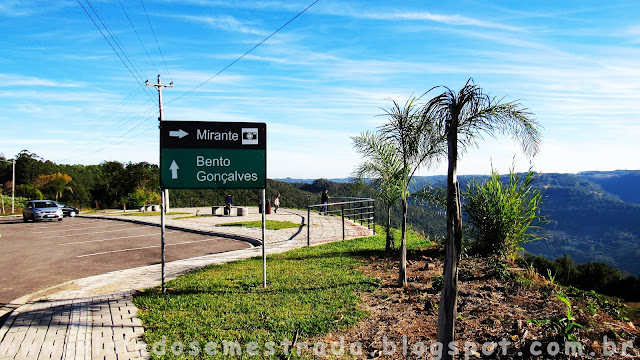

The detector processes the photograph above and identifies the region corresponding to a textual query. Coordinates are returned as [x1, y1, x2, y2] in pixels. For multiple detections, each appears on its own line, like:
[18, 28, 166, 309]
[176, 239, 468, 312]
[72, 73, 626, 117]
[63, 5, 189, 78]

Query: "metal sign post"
[262, 189, 266, 288]
[160, 190, 166, 293]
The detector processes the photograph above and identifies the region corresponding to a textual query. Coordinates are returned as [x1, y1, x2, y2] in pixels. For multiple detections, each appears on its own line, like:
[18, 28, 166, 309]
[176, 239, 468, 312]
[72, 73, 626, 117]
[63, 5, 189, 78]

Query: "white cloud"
[357, 10, 523, 32]
[0, 74, 84, 88]
[176, 14, 267, 35]
[0, 0, 74, 17]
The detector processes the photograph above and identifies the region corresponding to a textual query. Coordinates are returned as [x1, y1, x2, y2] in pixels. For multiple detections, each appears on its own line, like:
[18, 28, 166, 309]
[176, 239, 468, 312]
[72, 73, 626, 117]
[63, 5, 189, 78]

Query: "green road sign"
[160, 148, 266, 189]
[160, 121, 266, 189]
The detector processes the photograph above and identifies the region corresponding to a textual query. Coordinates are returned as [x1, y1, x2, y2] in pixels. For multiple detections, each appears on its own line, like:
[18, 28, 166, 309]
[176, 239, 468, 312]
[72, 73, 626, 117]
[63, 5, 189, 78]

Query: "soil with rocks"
[315, 246, 639, 359]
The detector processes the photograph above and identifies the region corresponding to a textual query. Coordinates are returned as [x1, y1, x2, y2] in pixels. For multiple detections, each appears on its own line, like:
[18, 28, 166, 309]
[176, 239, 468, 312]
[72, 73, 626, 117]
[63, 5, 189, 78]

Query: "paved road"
[0, 216, 251, 305]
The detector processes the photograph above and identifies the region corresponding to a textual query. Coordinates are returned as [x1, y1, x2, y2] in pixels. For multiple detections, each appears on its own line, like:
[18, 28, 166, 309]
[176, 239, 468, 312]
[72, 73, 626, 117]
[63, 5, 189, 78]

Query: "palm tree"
[374, 97, 445, 286]
[352, 130, 404, 251]
[422, 78, 541, 356]
[35, 172, 73, 201]
[48, 172, 73, 201]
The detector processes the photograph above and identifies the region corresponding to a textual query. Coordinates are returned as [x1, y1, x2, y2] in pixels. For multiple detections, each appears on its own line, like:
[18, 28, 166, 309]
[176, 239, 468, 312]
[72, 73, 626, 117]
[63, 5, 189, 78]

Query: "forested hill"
[522, 172, 640, 276]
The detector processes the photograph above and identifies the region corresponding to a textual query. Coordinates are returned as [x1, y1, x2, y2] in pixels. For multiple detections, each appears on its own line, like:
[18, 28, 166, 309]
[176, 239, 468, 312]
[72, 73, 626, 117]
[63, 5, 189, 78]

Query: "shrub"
[463, 169, 546, 259]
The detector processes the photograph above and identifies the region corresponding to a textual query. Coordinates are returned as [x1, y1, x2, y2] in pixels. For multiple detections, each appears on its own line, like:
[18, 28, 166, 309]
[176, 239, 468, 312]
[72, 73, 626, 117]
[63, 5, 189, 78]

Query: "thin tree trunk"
[386, 205, 392, 251]
[398, 198, 408, 287]
[438, 118, 463, 359]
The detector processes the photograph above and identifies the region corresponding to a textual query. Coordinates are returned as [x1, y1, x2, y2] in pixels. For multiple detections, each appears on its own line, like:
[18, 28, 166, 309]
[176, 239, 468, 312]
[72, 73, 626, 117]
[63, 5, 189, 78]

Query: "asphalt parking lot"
[0, 216, 252, 304]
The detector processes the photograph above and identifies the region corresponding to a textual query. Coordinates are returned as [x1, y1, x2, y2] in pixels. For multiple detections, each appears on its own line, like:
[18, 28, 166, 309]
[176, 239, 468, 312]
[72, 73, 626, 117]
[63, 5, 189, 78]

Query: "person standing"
[273, 194, 280, 213]
[225, 193, 233, 216]
[321, 189, 329, 215]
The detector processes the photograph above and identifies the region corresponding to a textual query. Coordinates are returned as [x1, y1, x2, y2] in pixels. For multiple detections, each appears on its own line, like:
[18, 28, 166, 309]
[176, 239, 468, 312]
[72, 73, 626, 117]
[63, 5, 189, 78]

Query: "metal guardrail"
[306, 197, 375, 245]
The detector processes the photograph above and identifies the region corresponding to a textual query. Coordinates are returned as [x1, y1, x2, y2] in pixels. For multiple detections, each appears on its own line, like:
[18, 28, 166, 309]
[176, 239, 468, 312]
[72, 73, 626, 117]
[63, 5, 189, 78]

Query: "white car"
[22, 200, 63, 222]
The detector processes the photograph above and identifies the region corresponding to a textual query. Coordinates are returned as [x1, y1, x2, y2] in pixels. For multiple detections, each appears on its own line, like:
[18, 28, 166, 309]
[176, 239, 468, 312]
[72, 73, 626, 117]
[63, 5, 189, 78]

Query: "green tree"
[352, 130, 404, 251]
[16, 184, 43, 200]
[14, 150, 56, 186]
[422, 79, 541, 356]
[127, 187, 161, 210]
[374, 97, 445, 286]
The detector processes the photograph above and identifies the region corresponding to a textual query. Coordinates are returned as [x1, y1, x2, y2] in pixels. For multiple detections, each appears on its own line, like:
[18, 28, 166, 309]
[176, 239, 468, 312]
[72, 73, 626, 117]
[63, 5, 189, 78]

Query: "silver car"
[22, 200, 63, 222]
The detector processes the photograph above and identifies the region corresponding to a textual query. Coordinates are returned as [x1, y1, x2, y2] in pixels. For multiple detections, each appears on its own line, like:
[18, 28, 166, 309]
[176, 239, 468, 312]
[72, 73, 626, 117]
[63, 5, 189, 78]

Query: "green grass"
[133, 227, 430, 359]
[218, 220, 302, 230]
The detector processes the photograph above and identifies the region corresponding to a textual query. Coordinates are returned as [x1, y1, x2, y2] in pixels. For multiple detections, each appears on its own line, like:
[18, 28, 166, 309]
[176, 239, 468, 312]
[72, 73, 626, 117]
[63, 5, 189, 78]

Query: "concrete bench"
[212, 206, 249, 216]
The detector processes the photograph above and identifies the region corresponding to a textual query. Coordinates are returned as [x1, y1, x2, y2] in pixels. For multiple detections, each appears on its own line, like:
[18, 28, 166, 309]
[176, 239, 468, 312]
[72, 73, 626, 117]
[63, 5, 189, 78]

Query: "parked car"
[22, 200, 63, 222]
[55, 202, 79, 217]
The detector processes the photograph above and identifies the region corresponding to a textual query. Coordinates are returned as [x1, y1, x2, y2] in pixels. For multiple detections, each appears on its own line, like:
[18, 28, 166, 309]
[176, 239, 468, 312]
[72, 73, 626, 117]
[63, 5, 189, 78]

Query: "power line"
[60, 107, 158, 162]
[169, 0, 321, 105]
[80, 100, 157, 149]
[64, 119, 159, 163]
[84, 0, 155, 100]
[140, 0, 173, 83]
[90, 86, 143, 128]
[118, 0, 160, 75]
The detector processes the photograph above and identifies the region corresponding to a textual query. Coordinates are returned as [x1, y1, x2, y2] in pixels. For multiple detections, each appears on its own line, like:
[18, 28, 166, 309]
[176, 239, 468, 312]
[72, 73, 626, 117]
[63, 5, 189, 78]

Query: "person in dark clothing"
[225, 194, 233, 216]
[321, 189, 329, 215]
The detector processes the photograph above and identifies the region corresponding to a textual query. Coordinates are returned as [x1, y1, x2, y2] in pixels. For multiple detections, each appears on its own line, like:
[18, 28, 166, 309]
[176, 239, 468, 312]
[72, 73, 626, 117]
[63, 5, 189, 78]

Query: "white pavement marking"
[43, 226, 155, 239]
[76, 237, 229, 258]
[59, 231, 179, 246]
[33, 223, 128, 233]
[28, 221, 109, 234]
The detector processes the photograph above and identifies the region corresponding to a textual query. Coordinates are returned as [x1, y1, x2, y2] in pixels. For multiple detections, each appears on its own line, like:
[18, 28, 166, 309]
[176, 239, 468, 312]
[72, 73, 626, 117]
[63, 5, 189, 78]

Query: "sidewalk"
[0, 208, 373, 359]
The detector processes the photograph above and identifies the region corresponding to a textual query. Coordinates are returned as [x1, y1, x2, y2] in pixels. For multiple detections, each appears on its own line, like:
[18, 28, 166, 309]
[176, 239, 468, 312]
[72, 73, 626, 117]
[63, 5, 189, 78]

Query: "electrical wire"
[140, 0, 173, 83]
[168, 0, 321, 105]
[84, 0, 155, 100]
[60, 106, 159, 162]
[80, 100, 157, 149]
[118, 0, 161, 76]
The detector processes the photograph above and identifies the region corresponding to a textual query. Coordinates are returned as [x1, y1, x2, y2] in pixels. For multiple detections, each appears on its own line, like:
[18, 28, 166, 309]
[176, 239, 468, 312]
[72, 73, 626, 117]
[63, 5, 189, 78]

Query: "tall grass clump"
[463, 169, 546, 259]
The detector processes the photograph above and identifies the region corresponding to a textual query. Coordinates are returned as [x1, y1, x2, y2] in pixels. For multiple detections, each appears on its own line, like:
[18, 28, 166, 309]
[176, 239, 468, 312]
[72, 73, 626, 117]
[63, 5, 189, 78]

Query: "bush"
[463, 169, 546, 259]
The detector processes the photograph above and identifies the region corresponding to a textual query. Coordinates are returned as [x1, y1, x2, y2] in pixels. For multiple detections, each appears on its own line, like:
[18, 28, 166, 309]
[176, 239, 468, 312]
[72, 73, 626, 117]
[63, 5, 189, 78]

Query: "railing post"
[366, 200, 369, 229]
[372, 200, 376, 234]
[341, 204, 345, 241]
[307, 207, 311, 246]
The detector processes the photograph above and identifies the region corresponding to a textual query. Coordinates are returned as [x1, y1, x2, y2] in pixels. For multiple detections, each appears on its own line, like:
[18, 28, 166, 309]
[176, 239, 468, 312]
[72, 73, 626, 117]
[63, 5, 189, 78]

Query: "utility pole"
[146, 74, 173, 294]
[146, 74, 174, 211]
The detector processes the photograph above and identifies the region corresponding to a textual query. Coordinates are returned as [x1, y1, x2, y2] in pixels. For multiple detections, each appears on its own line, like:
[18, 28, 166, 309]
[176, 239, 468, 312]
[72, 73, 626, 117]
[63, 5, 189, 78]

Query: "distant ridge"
[275, 177, 353, 184]
[578, 170, 640, 204]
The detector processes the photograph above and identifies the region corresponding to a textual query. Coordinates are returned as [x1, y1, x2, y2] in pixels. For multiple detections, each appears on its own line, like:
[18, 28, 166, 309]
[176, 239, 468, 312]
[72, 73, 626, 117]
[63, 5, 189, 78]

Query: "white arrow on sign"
[169, 129, 189, 139]
[169, 160, 180, 179]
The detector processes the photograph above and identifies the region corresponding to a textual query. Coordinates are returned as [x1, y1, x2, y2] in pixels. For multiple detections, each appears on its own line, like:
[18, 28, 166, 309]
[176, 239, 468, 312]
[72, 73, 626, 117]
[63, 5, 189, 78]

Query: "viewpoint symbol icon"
[241, 128, 259, 145]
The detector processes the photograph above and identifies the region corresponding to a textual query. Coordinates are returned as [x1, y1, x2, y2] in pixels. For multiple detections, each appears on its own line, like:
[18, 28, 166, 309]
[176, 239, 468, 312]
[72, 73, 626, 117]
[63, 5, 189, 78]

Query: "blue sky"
[1, 0, 639, 178]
